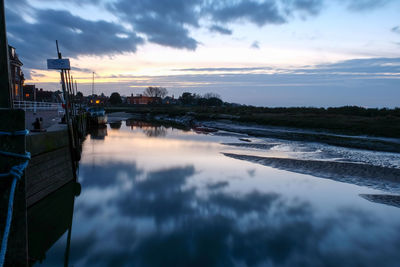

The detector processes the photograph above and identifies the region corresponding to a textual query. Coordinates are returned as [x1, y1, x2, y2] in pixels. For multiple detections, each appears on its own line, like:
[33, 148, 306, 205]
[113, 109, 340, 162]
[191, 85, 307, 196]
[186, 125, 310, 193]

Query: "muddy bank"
[113, 112, 400, 153]
[153, 114, 400, 153]
[223, 153, 400, 193]
[204, 121, 400, 153]
[360, 194, 400, 208]
[222, 143, 277, 150]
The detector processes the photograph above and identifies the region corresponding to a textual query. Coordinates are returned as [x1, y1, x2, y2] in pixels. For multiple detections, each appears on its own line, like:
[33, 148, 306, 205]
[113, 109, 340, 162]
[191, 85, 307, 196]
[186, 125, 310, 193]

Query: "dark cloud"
[4, 0, 27, 9]
[206, 181, 229, 190]
[115, 166, 197, 223]
[342, 0, 393, 11]
[206, 0, 322, 25]
[5, 0, 327, 67]
[207, 0, 286, 26]
[134, 16, 198, 50]
[109, 0, 201, 50]
[250, 40, 260, 49]
[208, 191, 280, 215]
[175, 57, 400, 75]
[392, 26, 400, 34]
[307, 57, 400, 74]
[71, 66, 93, 73]
[174, 66, 272, 72]
[283, 0, 324, 16]
[4, 0, 398, 70]
[5, 7, 143, 69]
[209, 25, 232, 35]
[79, 161, 142, 189]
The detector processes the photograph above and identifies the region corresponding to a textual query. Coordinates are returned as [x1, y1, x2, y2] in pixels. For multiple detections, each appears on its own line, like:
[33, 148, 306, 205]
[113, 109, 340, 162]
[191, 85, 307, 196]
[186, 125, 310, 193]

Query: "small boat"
[87, 107, 107, 125]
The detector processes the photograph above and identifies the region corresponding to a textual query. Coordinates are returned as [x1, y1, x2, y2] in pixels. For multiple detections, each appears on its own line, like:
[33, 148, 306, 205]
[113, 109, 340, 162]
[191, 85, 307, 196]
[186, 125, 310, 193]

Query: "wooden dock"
[0, 110, 86, 266]
[1, 3, 87, 264]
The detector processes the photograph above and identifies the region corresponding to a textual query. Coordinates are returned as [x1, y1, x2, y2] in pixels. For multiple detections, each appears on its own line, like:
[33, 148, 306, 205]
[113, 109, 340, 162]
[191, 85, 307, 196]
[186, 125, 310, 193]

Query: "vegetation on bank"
[105, 105, 400, 138]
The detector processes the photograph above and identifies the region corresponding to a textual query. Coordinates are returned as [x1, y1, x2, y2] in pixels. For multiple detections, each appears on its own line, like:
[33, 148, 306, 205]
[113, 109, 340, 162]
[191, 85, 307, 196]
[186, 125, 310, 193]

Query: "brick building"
[127, 94, 161, 105]
[9, 45, 24, 100]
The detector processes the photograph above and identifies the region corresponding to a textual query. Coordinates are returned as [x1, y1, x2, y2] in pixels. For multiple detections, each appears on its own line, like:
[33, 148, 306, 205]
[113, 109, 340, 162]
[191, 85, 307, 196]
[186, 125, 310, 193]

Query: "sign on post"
[47, 59, 71, 70]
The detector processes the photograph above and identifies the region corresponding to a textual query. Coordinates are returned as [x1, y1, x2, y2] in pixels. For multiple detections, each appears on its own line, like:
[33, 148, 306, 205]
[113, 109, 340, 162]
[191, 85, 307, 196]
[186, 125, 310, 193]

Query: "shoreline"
[223, 152, 400, 194]
[105, 106, 400, 138]
[106, 111, 400, 153]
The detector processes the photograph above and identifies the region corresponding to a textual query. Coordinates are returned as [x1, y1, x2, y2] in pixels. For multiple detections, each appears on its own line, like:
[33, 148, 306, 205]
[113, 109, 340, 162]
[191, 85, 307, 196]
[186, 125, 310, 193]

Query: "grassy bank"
[105, 106, 400, 138]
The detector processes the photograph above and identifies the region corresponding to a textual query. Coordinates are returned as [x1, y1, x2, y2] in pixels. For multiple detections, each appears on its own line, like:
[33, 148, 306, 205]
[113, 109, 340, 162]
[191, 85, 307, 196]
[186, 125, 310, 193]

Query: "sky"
[4, 0, 400, 107]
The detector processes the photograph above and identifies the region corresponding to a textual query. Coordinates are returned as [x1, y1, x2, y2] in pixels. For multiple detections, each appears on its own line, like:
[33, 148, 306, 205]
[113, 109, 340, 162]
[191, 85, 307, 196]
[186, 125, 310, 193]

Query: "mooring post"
[55, 41, 78, 172]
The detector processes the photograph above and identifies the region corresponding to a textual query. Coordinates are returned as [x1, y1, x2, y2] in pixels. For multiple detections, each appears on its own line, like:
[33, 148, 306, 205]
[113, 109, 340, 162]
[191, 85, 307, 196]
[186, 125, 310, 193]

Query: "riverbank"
[105, 106, 400, 138]
[106, 108, 400, 153]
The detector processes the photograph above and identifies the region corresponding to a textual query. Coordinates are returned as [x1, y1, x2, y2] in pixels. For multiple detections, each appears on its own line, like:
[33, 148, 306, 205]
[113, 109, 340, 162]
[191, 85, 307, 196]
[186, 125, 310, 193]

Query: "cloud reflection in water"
[66, 161, 400, 267]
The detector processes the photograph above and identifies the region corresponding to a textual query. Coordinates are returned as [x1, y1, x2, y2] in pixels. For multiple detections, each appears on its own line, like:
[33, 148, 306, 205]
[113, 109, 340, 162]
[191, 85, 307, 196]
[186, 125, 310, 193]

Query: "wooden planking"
[0, 109, 28, 267]
[26, 129, 69, 157]
[26, 146, 74, 207]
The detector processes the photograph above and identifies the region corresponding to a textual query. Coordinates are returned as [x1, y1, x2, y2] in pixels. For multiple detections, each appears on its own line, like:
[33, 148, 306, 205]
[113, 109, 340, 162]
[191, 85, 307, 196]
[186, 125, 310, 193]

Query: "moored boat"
[87, 107, 107, 125]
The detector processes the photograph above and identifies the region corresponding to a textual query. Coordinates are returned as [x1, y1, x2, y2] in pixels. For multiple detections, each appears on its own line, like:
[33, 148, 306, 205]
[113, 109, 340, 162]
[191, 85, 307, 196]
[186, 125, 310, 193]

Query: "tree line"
[108, 86, 224, 107]
[83, 87, 400, 117]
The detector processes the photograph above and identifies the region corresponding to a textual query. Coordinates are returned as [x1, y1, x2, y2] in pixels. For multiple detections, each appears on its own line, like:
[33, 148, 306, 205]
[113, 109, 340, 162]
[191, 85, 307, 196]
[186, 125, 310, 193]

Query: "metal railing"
[13, 100, 63, 112]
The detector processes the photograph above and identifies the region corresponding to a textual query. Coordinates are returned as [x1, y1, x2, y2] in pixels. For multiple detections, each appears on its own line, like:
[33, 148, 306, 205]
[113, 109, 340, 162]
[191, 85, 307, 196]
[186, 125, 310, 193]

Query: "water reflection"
[126, 120, 154, 129]
[89, 126, 108, 140]
[143, 127, 167, 138]
[74, 162, 400, 266]
[109, 121, 122, 130]
[28, 181, 80, 266]
[38, 121, 400, 266]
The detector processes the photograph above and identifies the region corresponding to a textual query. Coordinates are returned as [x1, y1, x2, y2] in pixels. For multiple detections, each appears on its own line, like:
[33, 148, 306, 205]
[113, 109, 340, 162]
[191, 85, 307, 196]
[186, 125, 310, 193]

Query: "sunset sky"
[5, 0, 400, 107]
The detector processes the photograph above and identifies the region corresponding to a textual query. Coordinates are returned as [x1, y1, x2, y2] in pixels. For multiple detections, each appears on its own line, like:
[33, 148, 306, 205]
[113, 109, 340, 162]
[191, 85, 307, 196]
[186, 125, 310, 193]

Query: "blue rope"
[0, 130, 30, 267]
[0, 130, 29, 136]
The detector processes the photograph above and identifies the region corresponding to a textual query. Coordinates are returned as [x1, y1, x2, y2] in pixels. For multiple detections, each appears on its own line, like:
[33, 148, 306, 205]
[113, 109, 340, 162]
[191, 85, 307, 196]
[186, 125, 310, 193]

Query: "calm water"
[36, 121, 400, 267]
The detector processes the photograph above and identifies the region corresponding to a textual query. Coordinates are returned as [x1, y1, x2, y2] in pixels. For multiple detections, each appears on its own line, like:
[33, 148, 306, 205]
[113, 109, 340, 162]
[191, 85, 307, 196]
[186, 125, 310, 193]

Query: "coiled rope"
[0, 130, 30, 267]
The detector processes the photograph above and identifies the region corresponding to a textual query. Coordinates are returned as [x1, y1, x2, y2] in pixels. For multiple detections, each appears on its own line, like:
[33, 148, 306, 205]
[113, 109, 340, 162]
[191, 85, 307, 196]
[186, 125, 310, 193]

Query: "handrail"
[12, 100, 63, 112]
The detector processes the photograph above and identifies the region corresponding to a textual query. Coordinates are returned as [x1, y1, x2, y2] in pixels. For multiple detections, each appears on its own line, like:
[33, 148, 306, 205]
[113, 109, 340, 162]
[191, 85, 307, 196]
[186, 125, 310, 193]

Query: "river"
[35, 120, 400, 266]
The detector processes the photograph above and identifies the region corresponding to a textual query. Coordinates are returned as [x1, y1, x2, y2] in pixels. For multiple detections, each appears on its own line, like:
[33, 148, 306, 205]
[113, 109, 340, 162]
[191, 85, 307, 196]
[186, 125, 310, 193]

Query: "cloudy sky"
[5, 0, 400, 107]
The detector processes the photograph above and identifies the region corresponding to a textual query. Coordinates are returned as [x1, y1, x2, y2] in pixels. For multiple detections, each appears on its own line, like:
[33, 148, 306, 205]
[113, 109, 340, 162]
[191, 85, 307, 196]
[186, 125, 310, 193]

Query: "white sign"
[47, 59, 71, 70]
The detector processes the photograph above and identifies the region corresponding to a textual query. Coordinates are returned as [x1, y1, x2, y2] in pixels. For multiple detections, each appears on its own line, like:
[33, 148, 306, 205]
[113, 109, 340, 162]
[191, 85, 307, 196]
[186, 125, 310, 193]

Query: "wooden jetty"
[0, 1, 87, 264]
[0, 90, 86, 267]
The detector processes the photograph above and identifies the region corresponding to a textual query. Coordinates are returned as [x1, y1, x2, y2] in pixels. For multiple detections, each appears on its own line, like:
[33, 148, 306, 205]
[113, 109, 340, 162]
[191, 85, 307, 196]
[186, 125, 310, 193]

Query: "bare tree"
[143, 87, 168, 98]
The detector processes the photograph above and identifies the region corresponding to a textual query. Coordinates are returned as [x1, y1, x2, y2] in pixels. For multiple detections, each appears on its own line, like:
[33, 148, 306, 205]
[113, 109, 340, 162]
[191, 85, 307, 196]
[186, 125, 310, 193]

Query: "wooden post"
[0, 0, 13, 108]
[0, 109, 28, 266]
[55, 41, 78, 171]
